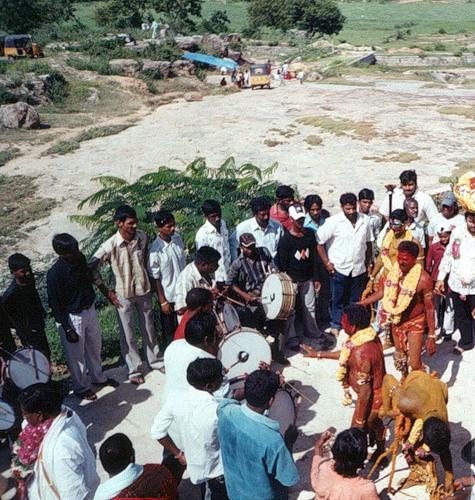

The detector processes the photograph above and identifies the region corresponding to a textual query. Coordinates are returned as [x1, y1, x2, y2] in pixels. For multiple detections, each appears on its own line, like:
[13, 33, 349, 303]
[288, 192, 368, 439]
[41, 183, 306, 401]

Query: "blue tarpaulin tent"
[182, 52, 237, 69]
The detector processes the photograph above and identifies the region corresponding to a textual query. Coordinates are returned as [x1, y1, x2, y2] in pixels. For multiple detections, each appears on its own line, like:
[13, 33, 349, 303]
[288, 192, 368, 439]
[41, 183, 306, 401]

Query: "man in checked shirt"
[226, 233, 289, 366]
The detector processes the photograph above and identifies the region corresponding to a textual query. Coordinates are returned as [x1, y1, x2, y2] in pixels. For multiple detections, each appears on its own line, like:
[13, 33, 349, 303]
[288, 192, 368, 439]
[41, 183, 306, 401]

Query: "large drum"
[8, 348, 51, 390]
[261, 273, 296, 320]
[218, 329, 271, 382]
[0, 400, 15, 431]
[268, 388, 297, 436]
[215, 303, 241, 337]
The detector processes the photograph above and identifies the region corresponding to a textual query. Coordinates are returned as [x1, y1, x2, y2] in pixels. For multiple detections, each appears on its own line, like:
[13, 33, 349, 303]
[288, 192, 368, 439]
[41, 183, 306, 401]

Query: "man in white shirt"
[428, 191, 465, 245]
[195, 200, 231, 283]
[174, 246, 220, 318]
[436, 211, 475, 356]
[317, 193, 374, 336]
[232, 196, 284, 260]
[148, 210, 186, 350]
[152, 357, 228, 499]
[379, 170, 438, 223]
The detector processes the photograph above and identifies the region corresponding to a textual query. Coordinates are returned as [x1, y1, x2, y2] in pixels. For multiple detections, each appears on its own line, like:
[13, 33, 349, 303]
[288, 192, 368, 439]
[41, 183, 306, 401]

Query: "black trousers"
[452, 291, 475, 350]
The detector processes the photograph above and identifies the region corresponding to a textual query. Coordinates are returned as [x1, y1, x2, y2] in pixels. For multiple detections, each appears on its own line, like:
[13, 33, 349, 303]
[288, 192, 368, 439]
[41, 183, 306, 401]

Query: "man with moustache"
[317, 193, 374, 337]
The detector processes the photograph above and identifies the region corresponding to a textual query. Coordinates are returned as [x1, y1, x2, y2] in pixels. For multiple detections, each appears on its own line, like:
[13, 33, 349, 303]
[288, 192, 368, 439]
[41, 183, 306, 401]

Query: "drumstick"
[285, 381, 316, 405]
[0, 347, 50, 378]
[224, 296, 246, 308]
[31, 349, 39, 380]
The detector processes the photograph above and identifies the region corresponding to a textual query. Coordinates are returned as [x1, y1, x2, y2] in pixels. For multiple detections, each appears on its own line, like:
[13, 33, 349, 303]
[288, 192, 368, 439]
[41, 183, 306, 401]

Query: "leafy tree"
[0, 0, 75, 33]
[151, 0, 202, 33]
[94, 0, 148, 28]
[287, 0, 345, 37]
[248, 0, 344, 37]
[70, 157, 282, 255]
[200, 10, 230, 34]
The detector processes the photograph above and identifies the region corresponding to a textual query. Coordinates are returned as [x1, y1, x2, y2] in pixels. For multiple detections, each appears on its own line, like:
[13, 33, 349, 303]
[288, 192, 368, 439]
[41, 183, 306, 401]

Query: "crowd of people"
[0, 168, 474, 499]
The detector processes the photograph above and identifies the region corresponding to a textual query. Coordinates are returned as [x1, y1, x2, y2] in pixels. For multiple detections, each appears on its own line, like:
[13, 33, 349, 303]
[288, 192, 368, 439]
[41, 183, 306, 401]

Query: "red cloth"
[270, 203, 293, 231]
[425, 242, 446, 282]
[173, 311, 190, 340]
[114, 464, 177, 499]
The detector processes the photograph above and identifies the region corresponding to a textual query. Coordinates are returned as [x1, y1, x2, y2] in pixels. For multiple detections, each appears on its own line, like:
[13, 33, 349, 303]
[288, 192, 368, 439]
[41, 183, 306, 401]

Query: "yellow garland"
[408, 418, 424, 445]
[380, 229, 413, 272]
[336, 326, 378, 382]
[382, 262, 422, 325]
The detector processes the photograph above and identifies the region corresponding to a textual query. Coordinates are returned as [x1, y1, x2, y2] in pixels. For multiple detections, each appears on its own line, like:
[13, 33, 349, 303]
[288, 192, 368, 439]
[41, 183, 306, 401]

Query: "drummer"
[226, 233, 289, 366]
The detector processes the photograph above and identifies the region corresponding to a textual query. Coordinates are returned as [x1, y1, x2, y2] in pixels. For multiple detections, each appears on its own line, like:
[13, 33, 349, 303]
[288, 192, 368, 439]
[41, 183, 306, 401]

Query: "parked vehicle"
[250, 64, 271, 90]
[4, 34, 43, 59]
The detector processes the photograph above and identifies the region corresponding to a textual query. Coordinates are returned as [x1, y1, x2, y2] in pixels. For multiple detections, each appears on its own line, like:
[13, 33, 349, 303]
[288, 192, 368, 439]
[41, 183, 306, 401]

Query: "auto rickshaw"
[250, 63, 271, 90]
[4, 35, 44, 60]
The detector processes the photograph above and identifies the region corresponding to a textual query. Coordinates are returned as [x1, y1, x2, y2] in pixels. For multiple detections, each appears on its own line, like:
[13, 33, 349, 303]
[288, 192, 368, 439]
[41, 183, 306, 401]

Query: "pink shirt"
[270, 203, 293, 231]
[311, 457, 379, 500]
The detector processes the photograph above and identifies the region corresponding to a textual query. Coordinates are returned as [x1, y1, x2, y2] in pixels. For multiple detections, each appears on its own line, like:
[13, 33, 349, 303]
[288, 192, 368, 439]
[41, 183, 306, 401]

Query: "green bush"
[0, 86, 17, 105]
[67, 57, 124, 75]
[0, 148, 20, 167]
[45, 71, 69, 102]
[141, 41, 183, 62]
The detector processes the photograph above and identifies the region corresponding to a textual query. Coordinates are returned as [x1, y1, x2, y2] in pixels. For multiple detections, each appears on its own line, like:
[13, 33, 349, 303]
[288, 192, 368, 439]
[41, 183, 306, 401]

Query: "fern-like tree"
[70, 157, 285, 256]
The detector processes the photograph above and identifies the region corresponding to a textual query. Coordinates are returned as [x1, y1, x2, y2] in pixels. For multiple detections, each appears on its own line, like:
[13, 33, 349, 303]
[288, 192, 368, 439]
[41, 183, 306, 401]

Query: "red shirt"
[425, 242, 446, 282]
[174, 310, 190, 340]
[270, 203, 292, 231]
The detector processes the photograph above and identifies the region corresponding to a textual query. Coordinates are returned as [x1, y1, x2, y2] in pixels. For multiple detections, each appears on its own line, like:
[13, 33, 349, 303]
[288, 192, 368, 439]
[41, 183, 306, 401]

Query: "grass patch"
[44, 124, 132, 156]
[0, 148, 21, 167]
[362, 151, 421, 163]
[264, 139, 283, 147]
[439, 159, 475, 185]
[0, 175, 57, 257]
[296, 115, 377, 142]
[438, 106, 475, 120]
[304, 135, 323, 146]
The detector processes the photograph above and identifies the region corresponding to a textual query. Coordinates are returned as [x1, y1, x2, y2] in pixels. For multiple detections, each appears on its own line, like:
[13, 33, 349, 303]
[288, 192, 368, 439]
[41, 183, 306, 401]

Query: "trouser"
[116, 292, 162, 378]
[159, 302, 178, 351]
[452, 292, 475, 350]
[434, 293, 454, 336]
[57, 305, 106, 394]
[16, 323, 51, 360]
[201, 475, 229, 500]
[330, 271, 367, 330]
[285, 279, 321, 346]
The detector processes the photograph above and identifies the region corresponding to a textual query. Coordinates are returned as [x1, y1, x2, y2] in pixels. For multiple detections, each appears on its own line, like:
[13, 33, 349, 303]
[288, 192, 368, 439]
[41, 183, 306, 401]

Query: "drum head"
[268, 388, 296, 436]
[0, 400, 16, 431]
[222, 303, 241, 334]
[8, 348, 51, 390]
[261, 274, 286, 320]
[218, 329, 271, 381]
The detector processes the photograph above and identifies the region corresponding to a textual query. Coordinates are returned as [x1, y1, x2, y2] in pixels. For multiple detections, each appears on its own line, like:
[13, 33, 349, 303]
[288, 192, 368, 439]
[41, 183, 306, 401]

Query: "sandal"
[78, 389, 97, 401]
[129, 376, 145, 385]
[95, 378, 119, 388]
[453, 346, 464, 356]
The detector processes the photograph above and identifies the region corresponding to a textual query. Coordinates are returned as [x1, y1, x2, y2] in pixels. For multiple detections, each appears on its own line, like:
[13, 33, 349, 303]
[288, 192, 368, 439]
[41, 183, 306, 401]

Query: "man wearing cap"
[226, 233, 289, 365]
[233, 197, 284, 260]
[427, 191, 465, 246]
[277, 204, 326, 350]
[317, 193, 374, 337]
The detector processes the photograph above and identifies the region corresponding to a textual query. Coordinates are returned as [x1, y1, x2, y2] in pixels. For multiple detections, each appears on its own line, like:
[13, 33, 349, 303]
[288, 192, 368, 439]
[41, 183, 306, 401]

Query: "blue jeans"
[330, 271, 367, 330]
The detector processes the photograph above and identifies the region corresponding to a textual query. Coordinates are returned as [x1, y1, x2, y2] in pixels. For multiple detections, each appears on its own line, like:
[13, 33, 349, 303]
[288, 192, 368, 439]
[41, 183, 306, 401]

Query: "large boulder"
[142, 60, 172, 79]
[224, 33, 241, 43]
[306, 72, 323, 82]
[226, 49, 241, 62]
[108, 59, 140, 77]
[203, 34, 225, 54]
[0, 102, 40, 129]
[174, 36, 198, 51]
[171, 60, 195, 76]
